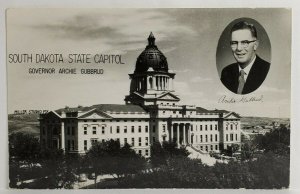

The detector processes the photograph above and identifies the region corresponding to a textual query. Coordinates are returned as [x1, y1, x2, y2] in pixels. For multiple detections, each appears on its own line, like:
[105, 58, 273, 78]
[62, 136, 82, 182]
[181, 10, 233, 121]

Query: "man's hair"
[230, 21, 257, 38]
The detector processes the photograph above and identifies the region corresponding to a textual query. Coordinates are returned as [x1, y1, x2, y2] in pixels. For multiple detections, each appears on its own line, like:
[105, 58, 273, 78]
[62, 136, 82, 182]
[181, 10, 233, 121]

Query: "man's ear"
[254, 40, 259, 51]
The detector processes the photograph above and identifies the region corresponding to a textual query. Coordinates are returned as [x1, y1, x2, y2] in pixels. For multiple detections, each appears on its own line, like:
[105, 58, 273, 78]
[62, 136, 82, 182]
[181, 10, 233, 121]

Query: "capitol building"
[39, 33, 241, 157]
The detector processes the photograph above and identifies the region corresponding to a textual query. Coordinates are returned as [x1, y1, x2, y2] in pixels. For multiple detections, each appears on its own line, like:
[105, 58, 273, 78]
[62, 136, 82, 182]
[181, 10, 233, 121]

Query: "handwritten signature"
[218, 95, 263, 103]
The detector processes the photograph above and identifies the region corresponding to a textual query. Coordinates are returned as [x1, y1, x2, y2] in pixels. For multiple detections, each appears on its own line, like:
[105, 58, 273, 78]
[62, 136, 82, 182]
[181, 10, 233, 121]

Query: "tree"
[85, 139, 146, 188]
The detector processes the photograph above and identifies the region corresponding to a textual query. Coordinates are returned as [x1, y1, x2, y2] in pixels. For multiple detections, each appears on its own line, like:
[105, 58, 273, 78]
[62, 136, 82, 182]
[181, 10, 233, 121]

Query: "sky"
[6, 8, 291, 118]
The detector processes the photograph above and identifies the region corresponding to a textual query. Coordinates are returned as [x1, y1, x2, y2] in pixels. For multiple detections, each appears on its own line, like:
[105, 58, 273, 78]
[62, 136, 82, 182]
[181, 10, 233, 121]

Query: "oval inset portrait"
[216, 18, 271, 95]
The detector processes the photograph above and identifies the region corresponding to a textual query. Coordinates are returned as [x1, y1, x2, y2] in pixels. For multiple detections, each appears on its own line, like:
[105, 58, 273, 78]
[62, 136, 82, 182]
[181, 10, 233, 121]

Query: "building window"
[71, 140, 75, 150]
[226, 134, 228, 141]
[205, 125, 207, 131]
[200, 146, 203, 150]
[231, 124, 233, 130]
[145, 149, 149, 156]
[117, 126, 120, 133]
[205, 146, 208, 152]
[102, 126, 105, 134]
[131, 126, 134, 133]
[210, 125, 213, 131]
[116, 138, 120, 142]
[138, 126, 141, 133]
[138, 150, 142, 155]
[200, 135, 203, 143]
[210, 134, 213, 142]
[205, 135, 208, 142]
[226, 125, 228, 130]
[139, 137, 142, 146]
[92, 127, 97, 135]
[236, 134, 238, 141]
[163, 125, 166, 132]
[145, 126, 148, 133]
[67, 127, 70, 135]
[84, 140, 87, 151]
[110, 126, 112, 134]
[215, 134, 218, 142]
[71, 127, 75, 135]
[132, 138, 135, 146]
[230, 134, 234, 141]
[200, 125, 202, 131]
[84, 127, 87, 135]
[93, 120, 97, 122]
[215, 124, 218, 131]
[84, 120, 87, 122]
[163, 136, 166, 141]
[67, 140, 70, 150]
[153, 137, 156, 142]
[211, 145, 213, 151]
[124, 138, 127, 145]
[145, 137, 148, 146]
[124, 126, 127, 133]
[215, 145, 218, 150]
[91, 139, 98, 145]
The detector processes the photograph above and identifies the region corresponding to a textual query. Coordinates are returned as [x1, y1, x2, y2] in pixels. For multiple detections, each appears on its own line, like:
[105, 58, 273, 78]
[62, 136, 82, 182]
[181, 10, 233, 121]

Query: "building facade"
[39, 33, 241, 156]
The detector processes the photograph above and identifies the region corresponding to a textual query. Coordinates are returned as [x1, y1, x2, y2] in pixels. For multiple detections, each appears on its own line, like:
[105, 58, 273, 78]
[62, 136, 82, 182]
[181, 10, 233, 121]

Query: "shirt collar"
[238, 55, 256, 81]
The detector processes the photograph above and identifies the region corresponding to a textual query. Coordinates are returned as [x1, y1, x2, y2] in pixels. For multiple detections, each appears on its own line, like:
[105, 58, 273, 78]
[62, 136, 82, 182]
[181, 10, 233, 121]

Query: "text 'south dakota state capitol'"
[8, 53, 125, 75]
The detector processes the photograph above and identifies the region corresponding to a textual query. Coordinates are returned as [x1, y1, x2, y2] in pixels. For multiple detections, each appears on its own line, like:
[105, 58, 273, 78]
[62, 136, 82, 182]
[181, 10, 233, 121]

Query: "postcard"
[6, 8, 291, 189]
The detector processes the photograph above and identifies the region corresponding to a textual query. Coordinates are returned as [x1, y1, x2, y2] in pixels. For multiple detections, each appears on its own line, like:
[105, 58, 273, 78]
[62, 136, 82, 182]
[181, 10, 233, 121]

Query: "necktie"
[237, 69, 246, 94]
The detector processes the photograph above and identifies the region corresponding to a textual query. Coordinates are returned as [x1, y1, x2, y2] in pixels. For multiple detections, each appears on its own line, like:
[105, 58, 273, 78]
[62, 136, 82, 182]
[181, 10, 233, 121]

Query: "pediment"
[157, 92, 180, 100]
[79, 109, 112, 119]
[224, 112, 241, 119]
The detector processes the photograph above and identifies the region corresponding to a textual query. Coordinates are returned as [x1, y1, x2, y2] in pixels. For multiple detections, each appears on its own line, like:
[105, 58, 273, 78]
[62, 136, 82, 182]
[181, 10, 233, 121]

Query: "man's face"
[231, 29, 257, 65]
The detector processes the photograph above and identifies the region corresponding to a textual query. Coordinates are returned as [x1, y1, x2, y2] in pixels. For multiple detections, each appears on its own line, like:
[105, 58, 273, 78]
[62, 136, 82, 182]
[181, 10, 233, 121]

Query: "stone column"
[183, 124, 186, 145]
[171, 124, 174, 142]
[61, 121, 65, 151]
[177, 124, 180, 146]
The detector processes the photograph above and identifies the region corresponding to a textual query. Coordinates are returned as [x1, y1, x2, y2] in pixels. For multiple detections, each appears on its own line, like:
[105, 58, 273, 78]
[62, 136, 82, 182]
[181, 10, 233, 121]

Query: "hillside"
[8, 113, 40, 137]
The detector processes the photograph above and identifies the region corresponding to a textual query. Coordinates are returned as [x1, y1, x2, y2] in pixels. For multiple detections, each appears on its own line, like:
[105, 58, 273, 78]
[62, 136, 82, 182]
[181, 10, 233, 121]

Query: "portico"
[169, 122, 193, 146]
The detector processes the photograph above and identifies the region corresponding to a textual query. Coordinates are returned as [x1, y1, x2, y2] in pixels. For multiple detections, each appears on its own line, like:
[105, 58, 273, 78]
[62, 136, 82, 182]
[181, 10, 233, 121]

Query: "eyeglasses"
[230, 40, 256, 49]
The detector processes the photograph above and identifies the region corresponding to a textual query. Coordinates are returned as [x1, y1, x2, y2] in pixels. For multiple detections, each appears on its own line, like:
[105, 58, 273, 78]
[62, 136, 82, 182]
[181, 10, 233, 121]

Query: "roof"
[209, 109, 230, 114]
[55, 104, 147, 115]
[196, 107, 209, 113]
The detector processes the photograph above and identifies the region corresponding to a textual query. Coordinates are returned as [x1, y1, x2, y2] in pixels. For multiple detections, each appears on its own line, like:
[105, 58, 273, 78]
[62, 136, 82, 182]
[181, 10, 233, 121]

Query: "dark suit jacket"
[221, 55, 270, 94]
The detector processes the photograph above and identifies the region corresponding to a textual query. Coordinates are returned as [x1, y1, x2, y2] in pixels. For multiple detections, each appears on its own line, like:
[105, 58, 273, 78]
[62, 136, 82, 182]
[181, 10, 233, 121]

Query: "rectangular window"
[163, 125, 166, 132]
[138, 150, 142, 155]
[215, 145, 218, 150]
[138, 126, 141, 133]
[124, 138, 127, 145]
[153, 126, 156, 133]
[71, 140, 75, 150]
[145, 137, 149, 146]
[200, 125, 202, 131]
[215, 134, 218, 142]
[145, 126, 148, 133]
[200, 146, 203, 150]
[92, 126, 97, 135]
[110, 126, 112, 134]
[139, 137, 142, 146]
[117, 138, 120, 142]
[205, 135, 208, 142]
[210, 125, 213, 131]
[211, 145, 213, 151]
[205, 125, 207, 131]
[102, 126, 105, 134]
[124, 126, 127, 133]
[145, 150, 149, 156]
[67, 140, 70, 150]
[200, 135, 203, 142]
[131, 126, 134, 133]
[163, 136, 166, 141]
[71, 127, 75, 135]
[226, 134, 228, 141]
[210, 134, 213, 142]
[132, 138, 135, 146]
[231, 125, 233, 130]
[215, 124, 218, 131]
[84, 140, 87, 151]
[84, 127, 87, 135]
[117, 126, 120, 133]
[226, 125, 228, 130]
[230, 134, 234, 141]
[205, 146, 208, 152]
[236, 134, 238, 141]
[91, 139, 98, 145]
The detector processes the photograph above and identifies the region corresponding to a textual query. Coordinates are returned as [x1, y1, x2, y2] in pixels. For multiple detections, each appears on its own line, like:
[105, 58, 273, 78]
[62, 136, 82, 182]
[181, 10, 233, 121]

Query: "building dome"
[134, 32, 169, 73]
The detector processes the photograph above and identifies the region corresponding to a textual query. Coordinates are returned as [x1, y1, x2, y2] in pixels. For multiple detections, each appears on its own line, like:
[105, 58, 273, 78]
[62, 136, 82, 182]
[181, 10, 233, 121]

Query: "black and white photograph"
[5, 8, 292, 190]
